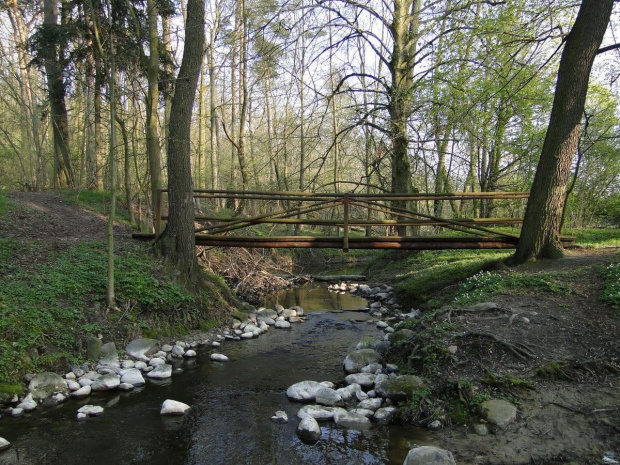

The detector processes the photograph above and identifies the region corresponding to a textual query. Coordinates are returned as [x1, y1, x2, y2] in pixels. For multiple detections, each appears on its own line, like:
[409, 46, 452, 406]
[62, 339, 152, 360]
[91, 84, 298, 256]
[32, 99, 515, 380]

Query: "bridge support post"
[343, 193, 349, 252]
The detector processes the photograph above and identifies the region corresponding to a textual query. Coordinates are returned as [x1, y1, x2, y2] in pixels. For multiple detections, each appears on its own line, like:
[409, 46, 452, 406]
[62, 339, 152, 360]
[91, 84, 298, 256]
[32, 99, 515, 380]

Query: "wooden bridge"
[132, 189, 575, 250]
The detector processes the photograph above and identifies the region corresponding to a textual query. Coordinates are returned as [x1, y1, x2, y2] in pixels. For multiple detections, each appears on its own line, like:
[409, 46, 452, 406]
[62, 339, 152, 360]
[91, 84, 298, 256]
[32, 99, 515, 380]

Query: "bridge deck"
[132, 234, 576, 250]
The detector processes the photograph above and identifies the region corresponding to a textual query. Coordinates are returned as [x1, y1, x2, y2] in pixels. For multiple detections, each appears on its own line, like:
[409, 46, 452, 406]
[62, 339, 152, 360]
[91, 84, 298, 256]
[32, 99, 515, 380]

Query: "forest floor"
[373, 247, 620, 464]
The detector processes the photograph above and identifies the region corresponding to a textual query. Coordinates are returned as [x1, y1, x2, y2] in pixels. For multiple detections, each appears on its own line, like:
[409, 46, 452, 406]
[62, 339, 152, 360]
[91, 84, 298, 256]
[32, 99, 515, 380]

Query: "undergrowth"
[0, 239, 233, 392]
[600, 262, 620, 309]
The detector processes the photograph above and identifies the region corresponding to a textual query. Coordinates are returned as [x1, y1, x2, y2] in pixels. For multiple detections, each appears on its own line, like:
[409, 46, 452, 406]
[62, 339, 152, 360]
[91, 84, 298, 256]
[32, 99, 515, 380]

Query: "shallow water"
[0, 285, 429, 465]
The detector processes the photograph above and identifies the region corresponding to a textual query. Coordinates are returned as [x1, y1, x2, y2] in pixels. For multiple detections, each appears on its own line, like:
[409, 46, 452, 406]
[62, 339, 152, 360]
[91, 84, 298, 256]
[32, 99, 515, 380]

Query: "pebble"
[184, 350, 197, 357]
[210, 353, 229, 362]
[271, 410, 288, 423]
[0, 437, 10, 451]
[160, 399, 191, 416]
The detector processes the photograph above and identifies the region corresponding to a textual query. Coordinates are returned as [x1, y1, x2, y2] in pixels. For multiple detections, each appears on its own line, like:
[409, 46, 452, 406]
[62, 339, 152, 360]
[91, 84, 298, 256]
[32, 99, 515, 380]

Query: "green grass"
[569, 228, 620, 248]
[451, 269, 574, 306]
[0, 190, 9, 215]
[366, 249, 510, 305]
[600, 261, 620, 309]
[0, 238, 235, 386]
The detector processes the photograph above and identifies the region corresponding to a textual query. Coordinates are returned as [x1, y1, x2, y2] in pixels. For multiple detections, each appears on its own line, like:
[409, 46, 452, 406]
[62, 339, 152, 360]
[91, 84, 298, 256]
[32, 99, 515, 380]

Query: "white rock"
[297, 416, 321, 442]
[172, 345, 185, 357]
[373, 406, 396, 424]
[66, 380, 81, 391]
[121, 360, 135, 369]
[350, 408, 374, 418]
[286, 380, 324, 402]
[77, 405, 104, 417]
[119, 383, 134, 392]
[319, 381, 335, 389]
[315, 387, 344, 407]
[403, 446, 456, 465]
[184, 350, 197, 358]
[356, 390, 368, 401]
[65, 372, 76, 380]
[333, 411, 372, 430]
[345, 373, 376, 388]
[77, 412, 87, 420]
[120, 369, 145, 387]
[160, 399, 191, 416]
[71, 385, 92, 399]
[146, 364, 173, 379]
[297, 405, 347, 421]
[125, 339, 160, 360]
[274, 320, 291, 329]
[271, 411, 288, 423]
[11, 408, 24, 417]
[241, 332, 254, 339]
[211, 341, 221, 347]
[91, 374, 120, 391]
[210, 353, 229, 362]
[162, 344, 173, 352]
[0, 437, 10, 451]
[149, 357, 166, 367]
[376, 321, 388, 329]
[358, 398, 382, 411]
[134, 361, 148, 371]
[16, 394, 37, 412]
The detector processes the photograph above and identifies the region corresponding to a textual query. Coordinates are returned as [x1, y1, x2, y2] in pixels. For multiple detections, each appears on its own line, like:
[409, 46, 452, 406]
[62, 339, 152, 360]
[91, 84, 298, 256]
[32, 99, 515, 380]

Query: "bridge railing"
[151, 189, 535, 250]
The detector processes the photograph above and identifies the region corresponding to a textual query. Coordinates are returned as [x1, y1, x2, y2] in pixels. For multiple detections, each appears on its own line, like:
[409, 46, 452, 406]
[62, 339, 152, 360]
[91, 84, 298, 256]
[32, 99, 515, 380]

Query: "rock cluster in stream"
[0, 302, 306, 446]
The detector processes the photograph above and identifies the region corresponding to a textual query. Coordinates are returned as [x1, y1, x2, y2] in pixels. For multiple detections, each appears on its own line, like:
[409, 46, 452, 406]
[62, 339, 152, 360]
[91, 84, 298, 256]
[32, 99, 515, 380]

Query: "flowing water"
[0, 283, 429, 465]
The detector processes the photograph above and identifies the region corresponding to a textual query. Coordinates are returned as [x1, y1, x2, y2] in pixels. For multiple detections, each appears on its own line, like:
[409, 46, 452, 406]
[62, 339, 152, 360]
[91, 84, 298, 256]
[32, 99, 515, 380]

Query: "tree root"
[459, 331, 537, 360]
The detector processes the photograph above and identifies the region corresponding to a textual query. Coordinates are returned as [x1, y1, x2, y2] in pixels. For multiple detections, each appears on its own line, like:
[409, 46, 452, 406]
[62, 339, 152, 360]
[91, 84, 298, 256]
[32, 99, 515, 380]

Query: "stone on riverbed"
[374, 375, 426, 401]
[146, 364, 172, 379]
[333, 410, 372, 430]
[71, 385, 92, 399]
[315, 387, 344, 407]
[271, 411, 288, 423]
[28, 372, 69, 401]
[479, 399, 517, 427]
[275, 320, 291, 329]
[343, 349, 382, 373]
[297, 416, 321, 442]
[350, 408, 374, 418]
[286, 380, 324, 402]
[77, 405, 104, 417]
[120, 369, 145, 387]
[125, 338, 159, 360]
[16, 394, 37, 412]
[98, 342, 119, 366]
[210, 353, 229, 362]
[373, 406, 396, 424]
[118, 383, 134, 392]
[358, 398, 382, 411]
[91, 374, 120, 391]
[403, 446, 456, 465]
[345, 373, 376, 388]
[184, 350, 197, 357]
[160, 399, 191, 416]
[0, 437, 10, 451]
[171, 345, 185, 357]
[297, 405, 347, 421]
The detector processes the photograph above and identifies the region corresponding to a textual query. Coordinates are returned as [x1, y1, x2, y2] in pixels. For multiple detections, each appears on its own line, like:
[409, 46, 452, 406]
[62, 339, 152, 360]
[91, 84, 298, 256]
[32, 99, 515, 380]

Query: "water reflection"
[265, 283, 368, 312]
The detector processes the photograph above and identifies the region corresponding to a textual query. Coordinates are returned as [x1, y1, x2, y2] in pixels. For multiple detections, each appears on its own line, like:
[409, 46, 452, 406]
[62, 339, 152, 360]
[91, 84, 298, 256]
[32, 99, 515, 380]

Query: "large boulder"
[286, 381, 324, 402]
[479, 399, 517, 427]
[297, 416, 321, 442]
[374, 375, 426, 401]
[343, 349, 382, 373]
[403, 446, 456, 465]
[98, 342, 119, 366]
[125, 339, 160, 360]
[28, 372, 69, 401]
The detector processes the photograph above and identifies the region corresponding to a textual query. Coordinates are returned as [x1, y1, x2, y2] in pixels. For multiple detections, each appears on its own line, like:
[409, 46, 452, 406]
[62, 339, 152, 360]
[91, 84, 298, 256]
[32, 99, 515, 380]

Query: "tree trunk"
[146, 0, 162, 227]
[43, 0, 75, 188]
[157, 0, 205, 290]
[511, 0, 613, 264]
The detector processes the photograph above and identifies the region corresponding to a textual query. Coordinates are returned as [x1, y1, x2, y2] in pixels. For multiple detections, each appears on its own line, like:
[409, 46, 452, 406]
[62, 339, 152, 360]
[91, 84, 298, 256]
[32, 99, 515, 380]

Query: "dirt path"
[429, 249, 620, 464]
[0, 191, 134, 242]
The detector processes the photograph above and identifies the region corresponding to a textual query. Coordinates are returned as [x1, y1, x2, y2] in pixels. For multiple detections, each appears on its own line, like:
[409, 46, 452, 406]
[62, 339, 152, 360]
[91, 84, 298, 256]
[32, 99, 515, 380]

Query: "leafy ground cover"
[0, 191, 237, 395]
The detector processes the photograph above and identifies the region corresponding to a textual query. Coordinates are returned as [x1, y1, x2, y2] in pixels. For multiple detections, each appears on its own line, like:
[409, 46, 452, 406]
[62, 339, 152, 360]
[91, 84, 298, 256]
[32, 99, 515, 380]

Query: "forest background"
[0, 0, 619, 237]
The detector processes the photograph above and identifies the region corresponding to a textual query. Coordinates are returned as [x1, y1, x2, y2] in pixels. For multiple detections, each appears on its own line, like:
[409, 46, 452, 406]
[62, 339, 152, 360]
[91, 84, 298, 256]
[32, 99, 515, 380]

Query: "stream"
[0, 282, 429, 465]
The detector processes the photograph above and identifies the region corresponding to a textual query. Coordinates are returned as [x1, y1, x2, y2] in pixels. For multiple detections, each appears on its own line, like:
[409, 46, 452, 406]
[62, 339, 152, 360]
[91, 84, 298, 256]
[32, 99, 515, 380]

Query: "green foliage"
[0, 191, 9, 215]
[366, 249, 510, 305]
[444, 379, 491, 424]
[568, 228, 620, 248]
[452, 270, 573, 306]
[600, 262, 620, 309]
